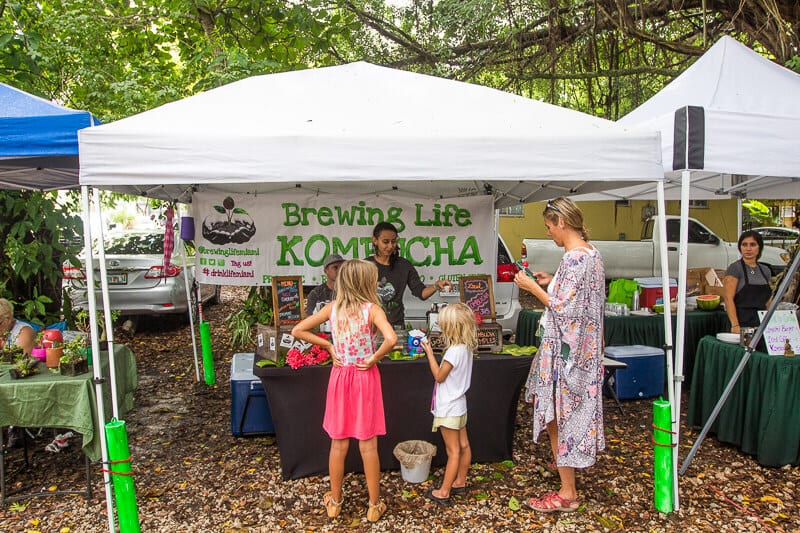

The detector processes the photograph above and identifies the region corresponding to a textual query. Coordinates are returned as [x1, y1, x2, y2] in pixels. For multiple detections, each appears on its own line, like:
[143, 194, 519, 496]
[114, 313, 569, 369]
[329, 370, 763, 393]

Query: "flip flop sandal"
[323, 491, 343, 518]
[424, 487, 452, 506]
[366, 499, 386, 522]
[451, 485, 470, 495]
[524, 491, 580, 513]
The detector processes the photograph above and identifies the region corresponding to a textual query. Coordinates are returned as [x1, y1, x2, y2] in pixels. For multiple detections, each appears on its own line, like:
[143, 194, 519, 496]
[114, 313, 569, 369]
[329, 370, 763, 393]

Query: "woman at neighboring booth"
[366, 222, 452, 328]
[512, 197, 605, 512]
[723, 230, 772, 335]
[0, 298, 35, 355]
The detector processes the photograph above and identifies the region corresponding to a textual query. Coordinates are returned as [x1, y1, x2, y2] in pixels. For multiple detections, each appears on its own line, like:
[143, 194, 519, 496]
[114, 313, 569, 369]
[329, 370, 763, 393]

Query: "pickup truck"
[522, 216, 790, 280]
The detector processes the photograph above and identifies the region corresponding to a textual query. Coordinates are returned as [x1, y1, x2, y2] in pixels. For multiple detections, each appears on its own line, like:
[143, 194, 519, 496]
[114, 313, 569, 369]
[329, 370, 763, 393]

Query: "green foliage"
[61, 335, 88, 363]
[0, 191, 82, 326]
[742, 200, 777, 225]
[225, 286, 273, 349]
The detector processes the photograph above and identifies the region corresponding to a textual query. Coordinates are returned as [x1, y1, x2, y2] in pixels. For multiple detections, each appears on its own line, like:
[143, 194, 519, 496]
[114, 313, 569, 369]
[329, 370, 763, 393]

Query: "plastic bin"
[230, 353, 275, 436]
[605, 345, 665, 400]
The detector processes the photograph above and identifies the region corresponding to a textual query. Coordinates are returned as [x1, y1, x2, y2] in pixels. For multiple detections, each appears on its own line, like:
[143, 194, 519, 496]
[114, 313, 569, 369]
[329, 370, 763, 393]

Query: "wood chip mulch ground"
[1, 286, 797, 532]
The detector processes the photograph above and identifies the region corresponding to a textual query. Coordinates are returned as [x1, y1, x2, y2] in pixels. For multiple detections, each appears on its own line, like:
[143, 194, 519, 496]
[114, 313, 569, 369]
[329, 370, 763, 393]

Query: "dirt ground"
[1, 286, 798, 532]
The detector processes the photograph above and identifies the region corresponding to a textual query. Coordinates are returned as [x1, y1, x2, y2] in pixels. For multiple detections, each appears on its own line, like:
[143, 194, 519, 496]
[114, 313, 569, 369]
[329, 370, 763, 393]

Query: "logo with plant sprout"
[202, 196, 257, 245]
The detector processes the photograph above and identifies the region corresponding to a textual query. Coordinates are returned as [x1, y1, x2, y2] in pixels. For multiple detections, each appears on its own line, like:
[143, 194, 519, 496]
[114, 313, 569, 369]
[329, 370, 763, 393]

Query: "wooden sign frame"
[458, 274, 496, 320]
[271, 276, 305, 329]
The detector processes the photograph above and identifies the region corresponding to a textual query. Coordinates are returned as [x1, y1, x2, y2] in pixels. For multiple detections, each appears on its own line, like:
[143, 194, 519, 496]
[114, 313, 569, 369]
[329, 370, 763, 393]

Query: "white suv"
[402, 236, 521, 337]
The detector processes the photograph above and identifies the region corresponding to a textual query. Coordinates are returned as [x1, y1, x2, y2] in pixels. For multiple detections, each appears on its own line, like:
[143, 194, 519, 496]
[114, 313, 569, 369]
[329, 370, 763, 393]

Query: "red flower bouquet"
[285, 333, 332, 370]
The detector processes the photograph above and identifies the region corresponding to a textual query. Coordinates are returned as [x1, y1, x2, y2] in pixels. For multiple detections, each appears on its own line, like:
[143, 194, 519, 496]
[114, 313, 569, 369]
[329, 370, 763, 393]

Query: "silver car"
[752, 226, 799, 252]
[63, 231, 220, 318]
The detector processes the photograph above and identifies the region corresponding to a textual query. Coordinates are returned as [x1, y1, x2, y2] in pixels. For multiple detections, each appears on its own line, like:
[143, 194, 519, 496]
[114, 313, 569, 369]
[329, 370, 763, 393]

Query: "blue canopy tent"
[0, 82, 99, 190]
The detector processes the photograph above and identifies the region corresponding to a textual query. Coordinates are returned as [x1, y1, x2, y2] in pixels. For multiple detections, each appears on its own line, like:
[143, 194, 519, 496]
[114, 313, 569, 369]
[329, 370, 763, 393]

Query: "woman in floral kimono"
[514, 197, 605, 513]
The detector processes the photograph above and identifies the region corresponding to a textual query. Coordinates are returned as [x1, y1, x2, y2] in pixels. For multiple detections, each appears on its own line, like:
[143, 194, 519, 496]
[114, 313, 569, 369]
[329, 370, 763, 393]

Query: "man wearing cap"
[305, 254, 345, 318]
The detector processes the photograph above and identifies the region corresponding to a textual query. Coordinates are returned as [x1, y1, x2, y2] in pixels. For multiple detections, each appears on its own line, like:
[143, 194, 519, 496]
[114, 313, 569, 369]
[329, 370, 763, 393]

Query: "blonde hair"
[543, 197, 589, 241]
[0, 298, 13, 320]
[438, 302, 478, 351]
[333, 259, 381, 324]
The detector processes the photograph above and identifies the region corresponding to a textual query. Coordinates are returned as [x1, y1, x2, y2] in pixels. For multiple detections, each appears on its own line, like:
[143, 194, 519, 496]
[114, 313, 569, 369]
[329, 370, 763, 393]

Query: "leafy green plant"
[61, 336, 88, 364]
[74, 308, 120, 341]
[225, 286, 273, 349]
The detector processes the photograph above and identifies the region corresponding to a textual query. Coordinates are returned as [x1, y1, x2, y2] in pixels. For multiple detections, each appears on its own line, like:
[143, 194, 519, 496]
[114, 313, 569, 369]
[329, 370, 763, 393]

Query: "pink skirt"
[323, 365, 386, 440]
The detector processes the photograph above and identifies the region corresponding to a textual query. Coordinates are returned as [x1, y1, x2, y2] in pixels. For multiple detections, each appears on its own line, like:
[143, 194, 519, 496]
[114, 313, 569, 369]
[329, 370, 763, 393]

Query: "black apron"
[733, 259, 771, 327]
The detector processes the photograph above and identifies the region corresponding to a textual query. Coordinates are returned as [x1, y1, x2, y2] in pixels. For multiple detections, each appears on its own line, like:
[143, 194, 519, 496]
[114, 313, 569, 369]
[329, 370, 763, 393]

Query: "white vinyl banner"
[192, 191, 496, 287]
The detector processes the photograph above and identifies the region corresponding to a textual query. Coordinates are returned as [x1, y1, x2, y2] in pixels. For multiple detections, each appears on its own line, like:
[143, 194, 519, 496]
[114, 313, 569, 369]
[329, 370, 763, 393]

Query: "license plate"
[108, 273, 127, 285]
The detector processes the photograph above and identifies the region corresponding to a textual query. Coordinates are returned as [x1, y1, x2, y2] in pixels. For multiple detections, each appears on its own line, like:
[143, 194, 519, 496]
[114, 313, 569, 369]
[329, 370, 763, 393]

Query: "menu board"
[272, 276, 305, 328]
[459, 275, 495, 320]
[757, 310, 800, 356]
[477, 324, 503, 352]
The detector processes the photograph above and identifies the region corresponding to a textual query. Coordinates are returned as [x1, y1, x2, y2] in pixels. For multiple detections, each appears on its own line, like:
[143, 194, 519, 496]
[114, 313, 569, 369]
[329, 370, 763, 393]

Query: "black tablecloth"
[516, 309, 728, 383]
[687, 336, 800, 467]
[254, 353, 532, 480]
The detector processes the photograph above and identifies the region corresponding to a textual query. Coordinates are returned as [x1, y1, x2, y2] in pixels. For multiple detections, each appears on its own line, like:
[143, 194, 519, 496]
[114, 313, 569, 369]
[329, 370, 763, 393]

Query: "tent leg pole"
[82, 186, 117, 533]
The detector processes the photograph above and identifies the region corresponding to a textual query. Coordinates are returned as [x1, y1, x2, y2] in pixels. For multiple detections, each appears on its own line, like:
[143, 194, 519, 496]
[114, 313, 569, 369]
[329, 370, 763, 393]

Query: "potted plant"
[45, 340, 64, 369]
[59, 336, 89, 376]
[0, 344, 24, 364]
[10, 353, 39, 379]
[31, 331, 47, 363]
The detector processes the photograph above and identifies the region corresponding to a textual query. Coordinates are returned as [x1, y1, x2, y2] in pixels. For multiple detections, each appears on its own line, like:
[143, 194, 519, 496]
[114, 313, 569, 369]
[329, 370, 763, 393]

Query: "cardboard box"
[605, 345, 665, 400]
[230, 353, 275, 436]
[687, 267, 727, 297]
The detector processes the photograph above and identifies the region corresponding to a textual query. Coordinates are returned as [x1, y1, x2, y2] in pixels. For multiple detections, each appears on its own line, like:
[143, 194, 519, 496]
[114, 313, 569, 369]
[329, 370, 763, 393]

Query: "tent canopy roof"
[618, 36, 800, 185]
[0, 82, 98, 190]
[79, 62, 663, 206]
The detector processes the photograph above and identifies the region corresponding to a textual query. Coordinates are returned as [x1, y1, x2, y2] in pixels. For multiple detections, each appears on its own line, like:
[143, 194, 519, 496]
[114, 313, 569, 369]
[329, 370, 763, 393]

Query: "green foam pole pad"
[105, 419, 141, 533]
[199, 320, 215, 385]
[653, 398, 674, 513]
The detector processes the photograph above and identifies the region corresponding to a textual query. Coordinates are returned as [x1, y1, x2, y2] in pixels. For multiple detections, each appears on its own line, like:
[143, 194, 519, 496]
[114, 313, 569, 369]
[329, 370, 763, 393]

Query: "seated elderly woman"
[0, 297, 36, 355]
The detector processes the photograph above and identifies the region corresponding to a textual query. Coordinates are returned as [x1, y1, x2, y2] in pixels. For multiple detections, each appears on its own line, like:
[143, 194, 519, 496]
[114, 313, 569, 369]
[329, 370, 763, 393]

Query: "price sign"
[272, 276, 305, 328]
[459, 274, 495, 320]
[757, 310, 800, 356]
[476, 324, 503, 352]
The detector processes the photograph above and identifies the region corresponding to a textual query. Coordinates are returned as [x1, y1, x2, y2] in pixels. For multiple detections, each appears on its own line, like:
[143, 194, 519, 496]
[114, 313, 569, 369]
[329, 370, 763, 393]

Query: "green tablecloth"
[516, 309, 729, 382]
[687, 336, 800, 467]
[0, 344, 138, 461]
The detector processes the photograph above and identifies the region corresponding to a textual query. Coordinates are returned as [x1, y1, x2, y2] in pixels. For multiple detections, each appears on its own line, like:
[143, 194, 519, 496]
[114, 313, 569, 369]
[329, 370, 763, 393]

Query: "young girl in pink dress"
[292, 259, 397, 523]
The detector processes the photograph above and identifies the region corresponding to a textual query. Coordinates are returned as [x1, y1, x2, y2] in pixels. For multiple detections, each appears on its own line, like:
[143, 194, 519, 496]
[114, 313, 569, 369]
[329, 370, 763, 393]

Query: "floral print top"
[525, 245, 605, 468]
[330, 302, 374, 367]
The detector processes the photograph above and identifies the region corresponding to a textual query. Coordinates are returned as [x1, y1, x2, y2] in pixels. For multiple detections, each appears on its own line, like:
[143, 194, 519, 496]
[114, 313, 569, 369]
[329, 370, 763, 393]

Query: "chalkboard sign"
[476, 323, 503, 352]
[430, 324, 503, 353]
[459, 275, 495, 320]
[272, 276, 305, 328]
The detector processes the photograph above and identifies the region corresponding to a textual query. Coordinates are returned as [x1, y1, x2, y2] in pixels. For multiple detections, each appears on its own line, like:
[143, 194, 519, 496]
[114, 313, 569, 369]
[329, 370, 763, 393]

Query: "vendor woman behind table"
[0, 298, 35, 355]
[723, 230, 773, 335]
[366, 222, 452, 328]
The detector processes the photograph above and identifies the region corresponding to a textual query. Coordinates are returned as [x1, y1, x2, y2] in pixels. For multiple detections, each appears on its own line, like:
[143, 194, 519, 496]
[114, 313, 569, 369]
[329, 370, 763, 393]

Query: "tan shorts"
[432, 413, 468, 431]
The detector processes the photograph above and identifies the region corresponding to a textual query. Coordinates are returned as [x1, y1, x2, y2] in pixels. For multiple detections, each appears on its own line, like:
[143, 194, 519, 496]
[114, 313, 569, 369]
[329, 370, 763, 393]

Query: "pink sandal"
[524, 491, 580, 513]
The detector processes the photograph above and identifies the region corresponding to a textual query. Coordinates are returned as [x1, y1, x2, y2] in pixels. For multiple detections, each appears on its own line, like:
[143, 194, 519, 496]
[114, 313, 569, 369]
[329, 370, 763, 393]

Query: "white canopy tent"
[614, 35, 800, 510]
[575, 35, 800, 202]
[76, 61, 673, 529]
[78, 61, 665, 205]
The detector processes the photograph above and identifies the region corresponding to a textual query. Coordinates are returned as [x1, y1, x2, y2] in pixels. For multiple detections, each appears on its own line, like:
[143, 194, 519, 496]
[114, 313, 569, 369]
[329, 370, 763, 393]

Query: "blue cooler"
[605, 345, 665, 400]
[230, 353, 275, 436]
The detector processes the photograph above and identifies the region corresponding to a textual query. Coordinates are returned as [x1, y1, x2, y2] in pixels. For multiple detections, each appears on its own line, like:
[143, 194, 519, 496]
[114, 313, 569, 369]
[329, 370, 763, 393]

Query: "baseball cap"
[323, 254, 345, 269]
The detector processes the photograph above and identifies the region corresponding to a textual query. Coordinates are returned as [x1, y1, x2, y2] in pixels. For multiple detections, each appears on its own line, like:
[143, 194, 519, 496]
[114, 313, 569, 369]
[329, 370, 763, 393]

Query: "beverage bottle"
[632, 289, 640, 311]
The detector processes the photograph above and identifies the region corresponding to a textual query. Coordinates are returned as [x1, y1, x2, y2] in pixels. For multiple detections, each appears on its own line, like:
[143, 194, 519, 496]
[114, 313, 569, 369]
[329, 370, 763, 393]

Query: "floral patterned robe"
[525, 245, 605, 468]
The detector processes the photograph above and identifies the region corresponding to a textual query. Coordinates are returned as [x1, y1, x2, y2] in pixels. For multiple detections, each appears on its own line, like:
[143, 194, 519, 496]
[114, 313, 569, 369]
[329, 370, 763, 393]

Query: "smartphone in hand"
[515, 260, 537, 281]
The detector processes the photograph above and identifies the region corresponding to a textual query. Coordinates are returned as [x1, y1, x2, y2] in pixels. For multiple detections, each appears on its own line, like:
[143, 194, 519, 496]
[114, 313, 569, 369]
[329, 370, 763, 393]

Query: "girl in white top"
[421, 302, 476, 505]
